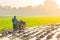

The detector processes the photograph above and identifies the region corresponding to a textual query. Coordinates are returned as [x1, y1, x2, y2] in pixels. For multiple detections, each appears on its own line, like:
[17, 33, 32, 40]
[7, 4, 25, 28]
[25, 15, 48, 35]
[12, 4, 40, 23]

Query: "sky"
[0, 0, 60, 8]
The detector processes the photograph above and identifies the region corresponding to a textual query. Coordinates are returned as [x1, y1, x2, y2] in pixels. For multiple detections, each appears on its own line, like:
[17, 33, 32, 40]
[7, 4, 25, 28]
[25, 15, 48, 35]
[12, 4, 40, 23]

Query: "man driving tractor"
[12, 16, 17, 31]
[12, 16, 26, 31]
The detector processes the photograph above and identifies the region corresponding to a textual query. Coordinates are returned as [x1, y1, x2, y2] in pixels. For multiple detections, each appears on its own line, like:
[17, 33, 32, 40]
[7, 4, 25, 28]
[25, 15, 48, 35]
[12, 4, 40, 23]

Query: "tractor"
[16, 20, 26, 30]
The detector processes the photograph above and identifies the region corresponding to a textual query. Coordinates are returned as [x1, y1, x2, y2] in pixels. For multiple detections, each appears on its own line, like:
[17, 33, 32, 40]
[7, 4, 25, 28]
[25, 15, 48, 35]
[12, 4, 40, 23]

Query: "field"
[0, 16, 60, 31]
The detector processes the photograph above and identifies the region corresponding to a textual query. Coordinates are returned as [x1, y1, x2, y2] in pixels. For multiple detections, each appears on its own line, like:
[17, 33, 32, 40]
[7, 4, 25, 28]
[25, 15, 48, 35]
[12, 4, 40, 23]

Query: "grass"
[0, 16, 60, 31]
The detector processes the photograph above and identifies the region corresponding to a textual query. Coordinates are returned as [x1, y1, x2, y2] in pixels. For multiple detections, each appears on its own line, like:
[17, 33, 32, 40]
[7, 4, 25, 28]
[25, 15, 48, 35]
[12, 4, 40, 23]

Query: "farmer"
[12, 16, 17, 31]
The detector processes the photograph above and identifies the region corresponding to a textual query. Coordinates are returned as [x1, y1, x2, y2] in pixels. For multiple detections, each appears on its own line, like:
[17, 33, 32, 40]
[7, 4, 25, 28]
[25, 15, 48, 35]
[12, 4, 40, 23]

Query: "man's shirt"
[12, 18, 17, 25]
